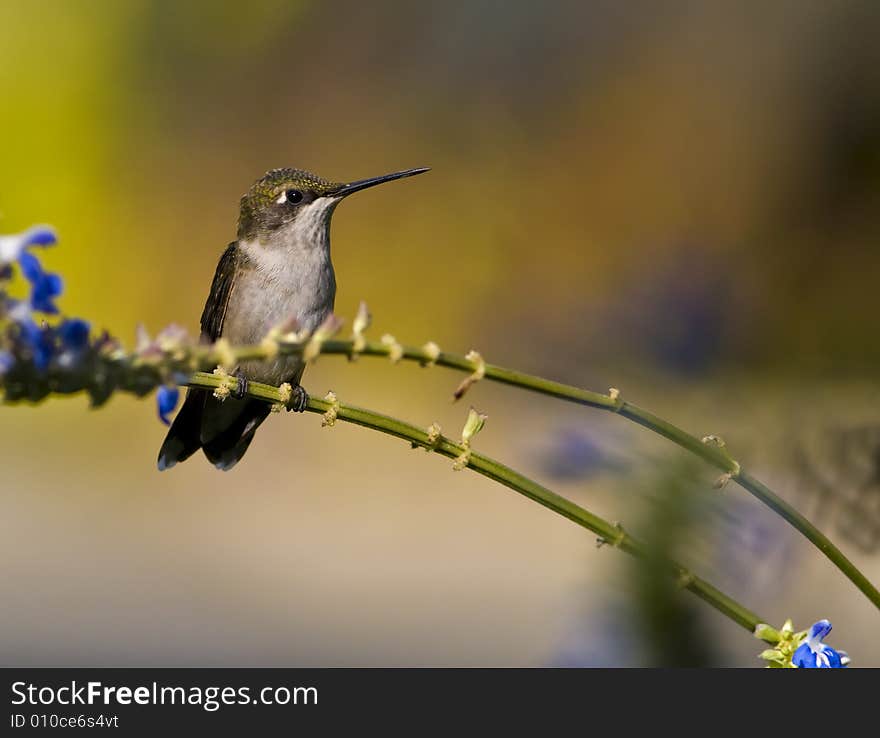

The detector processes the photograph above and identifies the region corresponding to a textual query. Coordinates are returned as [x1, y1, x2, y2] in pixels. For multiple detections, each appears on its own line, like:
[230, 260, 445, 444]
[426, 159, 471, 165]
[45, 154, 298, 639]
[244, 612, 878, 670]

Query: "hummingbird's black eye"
[284, 189, 303, 204]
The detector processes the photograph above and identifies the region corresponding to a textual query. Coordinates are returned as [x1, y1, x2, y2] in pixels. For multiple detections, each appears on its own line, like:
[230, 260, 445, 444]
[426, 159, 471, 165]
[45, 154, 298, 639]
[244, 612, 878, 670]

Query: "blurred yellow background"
[2, 0, 879, 665]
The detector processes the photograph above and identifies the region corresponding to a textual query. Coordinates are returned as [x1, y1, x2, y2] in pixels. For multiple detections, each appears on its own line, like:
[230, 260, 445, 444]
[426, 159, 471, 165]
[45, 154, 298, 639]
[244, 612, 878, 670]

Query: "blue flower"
[18, 250, 63, 314]
[156, 385, 180, 426]
[52, 318, 92, 369]
[542, 428, 608, 480]
[540, 427, 626, 481]
[16, 314, 55, 371]
[0, 226, 63, 313]
[1, 226, 94, 377]
[58, 318, 90, 351]
[792, 620, 848, 668]
[0, 225, 57, 265]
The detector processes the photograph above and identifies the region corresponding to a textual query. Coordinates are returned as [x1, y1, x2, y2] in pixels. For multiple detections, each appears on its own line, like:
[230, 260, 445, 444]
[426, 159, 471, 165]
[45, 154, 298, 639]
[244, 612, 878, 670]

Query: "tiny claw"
[287, 384, 309, 413]
[234, 375, 250, 400]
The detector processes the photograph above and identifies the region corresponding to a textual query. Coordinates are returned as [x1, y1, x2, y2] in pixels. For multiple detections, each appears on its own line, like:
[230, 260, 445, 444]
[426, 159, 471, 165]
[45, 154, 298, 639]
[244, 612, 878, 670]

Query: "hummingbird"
[157, 165, 430, 471]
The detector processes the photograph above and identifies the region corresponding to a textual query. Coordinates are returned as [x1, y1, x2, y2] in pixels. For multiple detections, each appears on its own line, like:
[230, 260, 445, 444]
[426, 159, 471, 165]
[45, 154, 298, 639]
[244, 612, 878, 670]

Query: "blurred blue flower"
[792, 620, 848, 668]
[540, 427, 624, 481]
[18, 250, 63, 313]
[550, 607, 641, 667]
[156, 385, 180, 426]
[0, 225, 57, 265]
[53, 318, 92, 369]
[0, 226, 97, 374]
[5, 312, 92, 372]
[712, 495, 796, 603]
[602, 246, 730, 377]
[16, 315, 55, 371]
[16, 314, 55, 371]
[58, 318, 90, 351]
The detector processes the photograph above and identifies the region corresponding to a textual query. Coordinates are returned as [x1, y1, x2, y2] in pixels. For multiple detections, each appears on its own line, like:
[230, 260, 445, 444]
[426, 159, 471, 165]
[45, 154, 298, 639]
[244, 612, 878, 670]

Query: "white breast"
[222, 197, 339, 378]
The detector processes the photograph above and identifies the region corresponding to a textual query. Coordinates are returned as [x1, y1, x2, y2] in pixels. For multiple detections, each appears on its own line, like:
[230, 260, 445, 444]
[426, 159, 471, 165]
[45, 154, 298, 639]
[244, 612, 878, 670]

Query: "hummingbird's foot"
[233, 375, 250, 400]
[287, 384, 309, 413]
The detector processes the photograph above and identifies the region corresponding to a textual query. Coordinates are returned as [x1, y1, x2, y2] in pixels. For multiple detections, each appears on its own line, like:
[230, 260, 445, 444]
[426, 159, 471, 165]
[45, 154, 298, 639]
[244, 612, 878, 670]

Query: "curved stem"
[188, 370, 768, 637]
[194, 336, 880, 613]
[614, 407, 880, 612]
[5, 323, 875, 614]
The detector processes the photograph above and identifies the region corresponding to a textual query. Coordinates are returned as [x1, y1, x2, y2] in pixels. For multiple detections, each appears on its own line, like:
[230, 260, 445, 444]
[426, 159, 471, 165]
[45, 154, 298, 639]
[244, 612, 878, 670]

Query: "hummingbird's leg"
[287, 384, 309, 413]
[233, 374, 250, 400]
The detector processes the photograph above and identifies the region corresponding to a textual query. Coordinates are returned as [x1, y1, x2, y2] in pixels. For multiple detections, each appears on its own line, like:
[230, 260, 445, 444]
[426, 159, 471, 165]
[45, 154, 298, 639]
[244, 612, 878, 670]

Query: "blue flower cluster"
[0, 226, 91, 372]
[793, 620, 848, 668]
[1, 226, 179, 423]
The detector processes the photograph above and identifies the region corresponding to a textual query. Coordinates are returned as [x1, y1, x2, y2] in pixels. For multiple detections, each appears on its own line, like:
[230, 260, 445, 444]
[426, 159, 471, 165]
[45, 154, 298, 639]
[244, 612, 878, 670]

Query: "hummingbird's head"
[237, 166, 429, 242]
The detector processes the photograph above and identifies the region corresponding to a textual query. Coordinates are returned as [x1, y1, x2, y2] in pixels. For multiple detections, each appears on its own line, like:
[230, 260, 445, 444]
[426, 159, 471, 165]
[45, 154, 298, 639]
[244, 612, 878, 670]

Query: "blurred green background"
[2, 0, 879, 666]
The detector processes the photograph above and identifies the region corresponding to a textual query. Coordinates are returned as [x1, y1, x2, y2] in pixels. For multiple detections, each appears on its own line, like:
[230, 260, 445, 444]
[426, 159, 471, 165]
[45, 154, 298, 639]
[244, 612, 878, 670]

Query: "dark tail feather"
[201, 399, 271, 471]
[157, 390, 206, 471]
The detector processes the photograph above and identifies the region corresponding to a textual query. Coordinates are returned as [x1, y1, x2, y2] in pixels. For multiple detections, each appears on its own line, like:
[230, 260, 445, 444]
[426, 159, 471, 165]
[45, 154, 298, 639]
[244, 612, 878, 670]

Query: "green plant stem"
[188, 370, 769, 638]
[197, 336, 880, 613]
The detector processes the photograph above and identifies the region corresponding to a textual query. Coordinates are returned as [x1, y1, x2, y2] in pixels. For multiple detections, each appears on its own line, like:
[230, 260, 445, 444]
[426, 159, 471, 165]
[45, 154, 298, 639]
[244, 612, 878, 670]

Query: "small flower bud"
[156, 324, 190, 354]
[212, 338, 236, 371]
[304, 314, 343, 363]
[759, 649, 787, 663]
[753, 623, 781, 644]
[380, 334, 404, 363]
[269, 316, 306, 346]
[211, 366, 232, 401]
[701, 436, 742, 481]
[321, 390, 339, 427]
[421, 341, 441, 367]
[610, 521, 625, 547]
[452, 450, 471, 471]
[350, 301, 372, 359]
[426, 422, 442, 448]
[461, 407, 487, 446]
[277, 382, 292, 406]
[607, 388, 623, 411]
[135, 323, 151, 354]
[676, 570, 694, 589]
[352, 300, 371, 336]
[453, 350, 486, 400]
[259, 334, 280, 359]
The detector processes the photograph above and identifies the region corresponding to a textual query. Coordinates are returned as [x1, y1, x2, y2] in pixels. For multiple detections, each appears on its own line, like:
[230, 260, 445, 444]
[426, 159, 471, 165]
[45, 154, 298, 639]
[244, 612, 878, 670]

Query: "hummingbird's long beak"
[335, 167, 430, 197]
